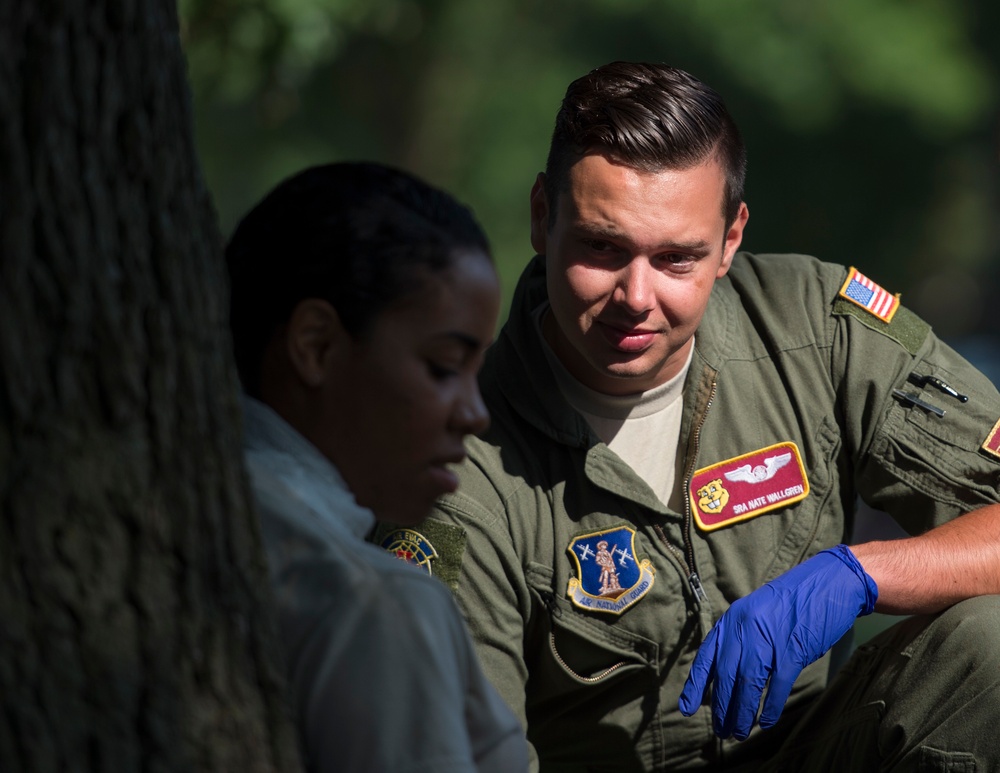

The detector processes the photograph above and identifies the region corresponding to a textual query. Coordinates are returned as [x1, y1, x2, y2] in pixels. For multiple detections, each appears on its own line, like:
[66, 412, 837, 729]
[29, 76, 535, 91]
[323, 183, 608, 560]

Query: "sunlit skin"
[530, 153, 749, 396]
[268, 250, 501, 525]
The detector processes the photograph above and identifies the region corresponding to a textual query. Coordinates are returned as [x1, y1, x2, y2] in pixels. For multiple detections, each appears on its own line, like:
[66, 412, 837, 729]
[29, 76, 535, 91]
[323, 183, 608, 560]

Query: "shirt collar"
[241, 395, 376, 540]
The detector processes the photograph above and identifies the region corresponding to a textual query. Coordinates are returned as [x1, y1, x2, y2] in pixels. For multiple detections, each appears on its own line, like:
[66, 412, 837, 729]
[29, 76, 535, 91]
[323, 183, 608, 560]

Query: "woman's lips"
[428, 459, 462, 495]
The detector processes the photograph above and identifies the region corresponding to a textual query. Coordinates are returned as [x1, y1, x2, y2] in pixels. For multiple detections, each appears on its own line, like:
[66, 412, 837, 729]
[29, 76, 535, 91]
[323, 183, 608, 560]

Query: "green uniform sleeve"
[833, 300, 1000, 533]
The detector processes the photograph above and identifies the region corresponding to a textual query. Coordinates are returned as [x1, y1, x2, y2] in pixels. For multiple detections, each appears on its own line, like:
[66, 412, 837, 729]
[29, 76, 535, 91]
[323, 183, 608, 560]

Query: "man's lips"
[597, 322, 658, 352]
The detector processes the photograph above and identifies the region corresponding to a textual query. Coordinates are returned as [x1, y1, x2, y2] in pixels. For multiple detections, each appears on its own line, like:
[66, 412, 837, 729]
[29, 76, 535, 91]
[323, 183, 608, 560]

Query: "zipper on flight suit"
[539, 590, 631, 682]
[654, 378, 717, 605]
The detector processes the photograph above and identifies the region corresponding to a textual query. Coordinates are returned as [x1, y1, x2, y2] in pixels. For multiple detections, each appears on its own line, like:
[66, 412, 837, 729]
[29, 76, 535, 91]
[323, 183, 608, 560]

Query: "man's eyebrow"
[574, 223, 713, 253]
[573, 223, 627, 241]
[665, 239, 713, 253]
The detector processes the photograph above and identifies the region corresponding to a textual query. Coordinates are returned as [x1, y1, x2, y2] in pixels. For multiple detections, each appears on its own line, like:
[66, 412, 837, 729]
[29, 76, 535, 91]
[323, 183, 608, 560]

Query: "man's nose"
[613, 259, 654, 315]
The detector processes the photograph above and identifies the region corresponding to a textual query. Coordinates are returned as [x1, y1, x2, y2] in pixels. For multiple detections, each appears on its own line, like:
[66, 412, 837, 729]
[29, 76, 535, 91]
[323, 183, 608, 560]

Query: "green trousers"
[728, 595, 1000, 772]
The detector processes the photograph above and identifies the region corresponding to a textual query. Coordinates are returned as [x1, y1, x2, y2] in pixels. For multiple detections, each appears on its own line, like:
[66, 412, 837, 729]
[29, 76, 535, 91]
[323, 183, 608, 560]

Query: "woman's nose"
[454, 383, 490, 437]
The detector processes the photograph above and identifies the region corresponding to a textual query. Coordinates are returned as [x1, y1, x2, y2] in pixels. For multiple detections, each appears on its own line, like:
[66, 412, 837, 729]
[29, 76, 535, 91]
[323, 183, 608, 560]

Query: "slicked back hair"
[226, 162, 491, 397]
[544, 62, 746, 226]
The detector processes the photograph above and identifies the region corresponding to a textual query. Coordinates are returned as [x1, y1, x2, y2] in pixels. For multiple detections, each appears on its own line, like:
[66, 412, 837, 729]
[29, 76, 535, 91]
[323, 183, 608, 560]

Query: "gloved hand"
[678, 544, 878, 740]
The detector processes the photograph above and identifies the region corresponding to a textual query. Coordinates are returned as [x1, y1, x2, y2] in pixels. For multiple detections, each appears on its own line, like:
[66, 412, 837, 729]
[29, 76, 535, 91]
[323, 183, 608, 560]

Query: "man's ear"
[285, 299, 346, 388]
[718, 202, 749, 279]
[529, 173, 550, 255]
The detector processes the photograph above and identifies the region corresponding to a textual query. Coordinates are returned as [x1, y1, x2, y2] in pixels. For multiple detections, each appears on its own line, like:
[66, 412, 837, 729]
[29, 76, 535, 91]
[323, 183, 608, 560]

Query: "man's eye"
[660, 253, 695, 268]
[585, 239, 615, 252]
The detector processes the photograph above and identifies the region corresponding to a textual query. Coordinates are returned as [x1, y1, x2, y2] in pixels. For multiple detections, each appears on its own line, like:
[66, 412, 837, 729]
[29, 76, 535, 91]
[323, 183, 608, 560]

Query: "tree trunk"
[0, 1, 303, 770]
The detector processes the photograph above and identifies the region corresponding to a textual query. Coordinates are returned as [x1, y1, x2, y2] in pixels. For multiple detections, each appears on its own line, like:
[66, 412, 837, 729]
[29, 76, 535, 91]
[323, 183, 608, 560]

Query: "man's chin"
[594, 343, 691, 393]
[591, 358, 666, 391]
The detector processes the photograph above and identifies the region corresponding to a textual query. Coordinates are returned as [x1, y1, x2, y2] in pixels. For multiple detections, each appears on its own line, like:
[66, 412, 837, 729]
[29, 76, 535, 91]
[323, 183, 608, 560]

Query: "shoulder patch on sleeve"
[982, 417, 1000, 461]
[838, 267, 900, 322]
[373, 519, 467, 591]
[832, 268, 929, 355]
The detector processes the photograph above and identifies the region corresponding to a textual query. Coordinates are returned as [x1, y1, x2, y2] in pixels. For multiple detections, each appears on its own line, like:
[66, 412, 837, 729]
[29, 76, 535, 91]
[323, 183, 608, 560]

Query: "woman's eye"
[428, 362, 458, 380]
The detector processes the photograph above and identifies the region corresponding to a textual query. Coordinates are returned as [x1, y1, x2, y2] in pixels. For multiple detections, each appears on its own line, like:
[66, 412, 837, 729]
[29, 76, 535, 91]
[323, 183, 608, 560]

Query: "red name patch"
[982, 418, 1000, 461]
[690, 442, 810, 532]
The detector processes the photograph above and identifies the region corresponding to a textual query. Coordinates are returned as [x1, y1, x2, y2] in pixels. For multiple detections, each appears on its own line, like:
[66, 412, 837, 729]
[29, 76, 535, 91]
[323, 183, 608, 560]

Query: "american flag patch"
[838, 267, 900, 323]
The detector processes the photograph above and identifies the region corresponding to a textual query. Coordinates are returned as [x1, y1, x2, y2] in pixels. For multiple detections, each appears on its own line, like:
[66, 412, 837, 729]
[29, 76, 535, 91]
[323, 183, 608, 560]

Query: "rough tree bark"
[0, 1, 303, 770]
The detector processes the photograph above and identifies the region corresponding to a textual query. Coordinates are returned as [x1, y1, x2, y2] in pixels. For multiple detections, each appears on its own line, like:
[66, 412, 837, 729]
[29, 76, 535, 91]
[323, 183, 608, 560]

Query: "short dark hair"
[226, 162, 491, 397]
[544, 62, 746, 226]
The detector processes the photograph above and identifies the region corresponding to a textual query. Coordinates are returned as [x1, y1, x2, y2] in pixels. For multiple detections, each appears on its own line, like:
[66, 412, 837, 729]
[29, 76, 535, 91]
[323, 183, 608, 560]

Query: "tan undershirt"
[535, 304, 692, 510]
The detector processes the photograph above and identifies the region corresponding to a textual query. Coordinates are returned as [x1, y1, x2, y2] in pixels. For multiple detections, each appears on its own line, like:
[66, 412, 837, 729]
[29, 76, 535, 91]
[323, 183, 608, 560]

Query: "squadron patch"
[566, 526, 655, 615]
[380, 528, 439, 575]
[690, 442, 810, 532]
[838, 267, 900, 324]
[982, 418, 1000, 461]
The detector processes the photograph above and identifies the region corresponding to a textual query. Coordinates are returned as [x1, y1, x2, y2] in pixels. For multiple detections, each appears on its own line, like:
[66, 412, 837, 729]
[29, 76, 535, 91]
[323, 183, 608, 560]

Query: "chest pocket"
[699, 415, 845, 596]
[765, 415, 844, 578]
[534, 588, 655, 682]
[524, 565, 663, 768]
[527, 564, 656, 682]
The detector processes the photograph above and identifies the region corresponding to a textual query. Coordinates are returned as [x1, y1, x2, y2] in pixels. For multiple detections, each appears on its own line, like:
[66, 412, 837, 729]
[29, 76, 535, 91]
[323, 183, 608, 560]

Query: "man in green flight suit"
[376, 61, 1000, 771]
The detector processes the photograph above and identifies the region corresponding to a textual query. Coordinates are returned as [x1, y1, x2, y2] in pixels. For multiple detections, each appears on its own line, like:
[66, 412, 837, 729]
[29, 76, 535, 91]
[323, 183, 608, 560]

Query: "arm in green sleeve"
[429, 488, 541, 770]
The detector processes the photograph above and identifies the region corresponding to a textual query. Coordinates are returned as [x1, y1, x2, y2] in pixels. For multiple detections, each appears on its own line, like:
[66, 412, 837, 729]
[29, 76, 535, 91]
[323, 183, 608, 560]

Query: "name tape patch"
[838, 267, 900, 324]
[690, 442, 810, 532]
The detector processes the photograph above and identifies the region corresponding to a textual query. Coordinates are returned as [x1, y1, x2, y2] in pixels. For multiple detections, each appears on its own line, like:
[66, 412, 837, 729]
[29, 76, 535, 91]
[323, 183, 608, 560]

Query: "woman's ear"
[285, 299, 347, 388]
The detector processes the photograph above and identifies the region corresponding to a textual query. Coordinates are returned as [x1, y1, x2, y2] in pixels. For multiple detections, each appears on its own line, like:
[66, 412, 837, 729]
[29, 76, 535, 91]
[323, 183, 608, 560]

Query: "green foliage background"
[180, 0, 1000, 344]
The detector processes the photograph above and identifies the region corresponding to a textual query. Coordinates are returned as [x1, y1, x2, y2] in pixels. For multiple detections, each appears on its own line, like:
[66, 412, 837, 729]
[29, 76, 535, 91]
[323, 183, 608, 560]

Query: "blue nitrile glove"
[678, 544, 878, 740]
